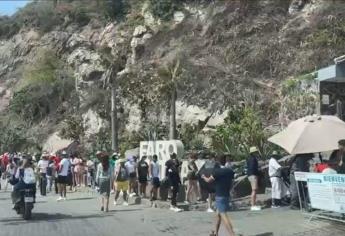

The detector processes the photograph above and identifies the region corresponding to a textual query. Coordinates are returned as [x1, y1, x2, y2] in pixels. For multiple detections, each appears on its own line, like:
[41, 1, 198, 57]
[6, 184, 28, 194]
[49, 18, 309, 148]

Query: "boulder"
[67, 48, 105, 84]
[133, 25, 147, 37]
[82, 109, 107, 137]
[288, 0, 308, 14]
[43, 132, 73, 154]
[66, 33, 90, 50]
[174, 11, 185, 24]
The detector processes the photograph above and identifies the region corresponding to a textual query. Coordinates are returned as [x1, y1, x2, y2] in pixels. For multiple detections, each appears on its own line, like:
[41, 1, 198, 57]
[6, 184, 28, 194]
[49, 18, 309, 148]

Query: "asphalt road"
[0, 184, 345, 236]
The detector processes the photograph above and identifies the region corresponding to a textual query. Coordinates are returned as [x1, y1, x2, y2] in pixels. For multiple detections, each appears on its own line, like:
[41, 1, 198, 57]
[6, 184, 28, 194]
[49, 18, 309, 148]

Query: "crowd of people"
[0, 149, 237, 235]
[266, 139, 345, 210]
[1, 142, 345, 236]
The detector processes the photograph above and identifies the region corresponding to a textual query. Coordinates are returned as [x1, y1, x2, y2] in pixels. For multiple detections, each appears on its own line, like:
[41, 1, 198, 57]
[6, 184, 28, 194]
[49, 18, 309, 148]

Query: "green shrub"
[0, 117, 27, 153]
[0, 17, 21, 39]
[14, 2, 63, 33]
[98, 0, 128, 20]
[70, 7, 91, 26]
[307, 18, 345, 49]
[149, 0, 178, 21]
[211, 107, 268, 160]
[59, 115, 85, 141]
[10, 50, 75, 123]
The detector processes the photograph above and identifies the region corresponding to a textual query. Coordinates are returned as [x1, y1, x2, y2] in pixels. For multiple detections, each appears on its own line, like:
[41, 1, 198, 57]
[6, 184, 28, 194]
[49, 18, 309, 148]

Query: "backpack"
[116, 166, 128, 181]
[200, 160, 218, 177]
[46, 166, 53, 176]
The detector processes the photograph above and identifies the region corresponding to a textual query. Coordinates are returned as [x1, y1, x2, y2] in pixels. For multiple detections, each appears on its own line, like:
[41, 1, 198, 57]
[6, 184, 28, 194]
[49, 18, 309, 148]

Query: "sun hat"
[42, 151, 49, 157]
[249, 147, 259, 154]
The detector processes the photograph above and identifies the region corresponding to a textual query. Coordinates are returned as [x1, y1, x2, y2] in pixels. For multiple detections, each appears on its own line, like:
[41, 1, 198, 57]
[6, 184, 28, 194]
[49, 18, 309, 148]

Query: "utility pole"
[110, 70, 119, 152]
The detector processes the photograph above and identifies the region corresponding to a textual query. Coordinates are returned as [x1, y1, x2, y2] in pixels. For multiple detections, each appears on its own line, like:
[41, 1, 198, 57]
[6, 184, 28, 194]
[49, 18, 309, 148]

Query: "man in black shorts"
[57, 151, 70, 201]
[150, 155, 160, 201]
[137, 156, 149, 198]
[199, 154, 219, 212]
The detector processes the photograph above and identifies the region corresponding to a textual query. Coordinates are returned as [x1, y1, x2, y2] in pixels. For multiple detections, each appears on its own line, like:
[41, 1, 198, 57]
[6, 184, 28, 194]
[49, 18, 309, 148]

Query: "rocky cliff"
[0, 0, 344, 153]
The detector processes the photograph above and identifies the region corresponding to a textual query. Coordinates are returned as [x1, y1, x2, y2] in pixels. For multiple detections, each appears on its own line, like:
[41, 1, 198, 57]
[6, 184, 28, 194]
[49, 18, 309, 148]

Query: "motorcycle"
[14, 188, 35, 220]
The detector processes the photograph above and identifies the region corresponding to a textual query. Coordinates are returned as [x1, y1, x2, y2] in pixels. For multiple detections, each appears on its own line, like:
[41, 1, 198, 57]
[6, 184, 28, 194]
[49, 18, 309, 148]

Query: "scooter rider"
[11, 155, 36, 209]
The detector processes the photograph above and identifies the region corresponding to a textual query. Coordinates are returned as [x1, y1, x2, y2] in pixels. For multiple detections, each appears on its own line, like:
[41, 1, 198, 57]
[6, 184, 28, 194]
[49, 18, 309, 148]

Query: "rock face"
[82, 109, 107, 137]
[289, 0, 310, 14]
[42, 132, 73, 153]
[131, 25, 152, 64]
[67, 48, 105, 86]
[0, 0, 340, 149]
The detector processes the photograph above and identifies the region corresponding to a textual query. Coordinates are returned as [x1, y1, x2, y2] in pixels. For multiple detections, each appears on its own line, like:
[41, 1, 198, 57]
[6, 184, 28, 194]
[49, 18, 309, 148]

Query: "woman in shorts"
[185, 154, 200, 204]
[96, 154, 111, 212]
[114, 158, 129, 206]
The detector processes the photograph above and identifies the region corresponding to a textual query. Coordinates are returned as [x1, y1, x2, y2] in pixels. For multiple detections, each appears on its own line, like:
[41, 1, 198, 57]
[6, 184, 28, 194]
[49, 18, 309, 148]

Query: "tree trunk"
[169, 88, 177, 140]
[111, 86, 119, 152]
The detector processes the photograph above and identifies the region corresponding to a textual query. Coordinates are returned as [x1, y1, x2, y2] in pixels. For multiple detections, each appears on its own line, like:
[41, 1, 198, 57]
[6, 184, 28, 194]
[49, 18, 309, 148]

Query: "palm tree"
[156, 59, 183, 140]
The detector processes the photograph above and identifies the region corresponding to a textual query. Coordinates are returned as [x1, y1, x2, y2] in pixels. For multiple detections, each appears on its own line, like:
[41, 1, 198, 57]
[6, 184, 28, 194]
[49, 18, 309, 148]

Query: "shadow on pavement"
[67, 197, 95, 201]
[0, 197, 10, 201]
[107, 208, 143, 213]
[0, 212, 111, 225]
[251, 233, 273, 236]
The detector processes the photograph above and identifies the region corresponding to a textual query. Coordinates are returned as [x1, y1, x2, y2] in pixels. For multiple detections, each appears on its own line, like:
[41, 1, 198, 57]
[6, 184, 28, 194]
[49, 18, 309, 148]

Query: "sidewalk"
[141, 193, 272, 211]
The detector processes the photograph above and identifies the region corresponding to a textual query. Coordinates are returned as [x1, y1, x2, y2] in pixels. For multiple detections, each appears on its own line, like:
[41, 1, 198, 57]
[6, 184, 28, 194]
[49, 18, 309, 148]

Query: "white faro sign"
[140, 140, 184, 180]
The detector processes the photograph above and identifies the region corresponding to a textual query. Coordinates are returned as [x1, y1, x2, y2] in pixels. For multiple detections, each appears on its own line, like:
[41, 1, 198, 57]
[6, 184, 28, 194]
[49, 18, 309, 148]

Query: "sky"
[0, 0, 31, 16]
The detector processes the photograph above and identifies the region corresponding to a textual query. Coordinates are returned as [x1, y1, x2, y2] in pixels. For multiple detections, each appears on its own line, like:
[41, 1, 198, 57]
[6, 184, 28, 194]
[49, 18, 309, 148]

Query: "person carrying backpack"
[46, 158, 55, 193]
[11, 157, 36, 208]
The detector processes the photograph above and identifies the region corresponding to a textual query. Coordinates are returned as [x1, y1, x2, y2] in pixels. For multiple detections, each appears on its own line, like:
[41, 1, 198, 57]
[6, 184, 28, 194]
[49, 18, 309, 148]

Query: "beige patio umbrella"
[268, 115, 345, 154]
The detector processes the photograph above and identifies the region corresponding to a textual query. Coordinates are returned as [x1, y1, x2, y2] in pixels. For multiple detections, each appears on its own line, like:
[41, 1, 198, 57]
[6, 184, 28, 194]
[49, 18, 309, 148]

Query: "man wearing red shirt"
[52, 154, 61, 194]
[314, 163, 328, 173]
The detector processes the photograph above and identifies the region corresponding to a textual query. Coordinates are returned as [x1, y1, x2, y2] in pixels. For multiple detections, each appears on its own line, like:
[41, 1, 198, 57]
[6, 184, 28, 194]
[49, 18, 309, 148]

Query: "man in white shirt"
[269, 152, 289, 208]
[125, 156, 137, 197]
[57, 151, 71, 201]
[150, 155, 160, 201]
[37, 152, 49, 196]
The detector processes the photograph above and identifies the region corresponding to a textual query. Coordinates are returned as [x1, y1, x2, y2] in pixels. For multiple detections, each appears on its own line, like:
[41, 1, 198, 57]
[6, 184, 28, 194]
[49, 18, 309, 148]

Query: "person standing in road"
[289, 153, 313, 209]
[137, 156, 149, 198]
[96, 153, 111, 212]
[114, 158, 129, 206]
[73, 155, 83, 188]
[269, 151, 288, 208]
[185, 153, 200, 204]
[37, 152, 49, 196]
[202, 155, 235, 236]
[247, 147, 261, 211]
[87, 158, 96, 188]
[337, 139, 345, 174]
[165, 153, 182, 212]
[109, 153, 117, 193]
[125, 156, 137, 197]
[68, 154, 75, 191]
[4, 161, 16, 192]
[51, 154, 61, 194]
[46, 156, 55, 193]
[150, 155, 160, 201]
[57, 151, 70, 201]
[199, 154, 219, 212]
